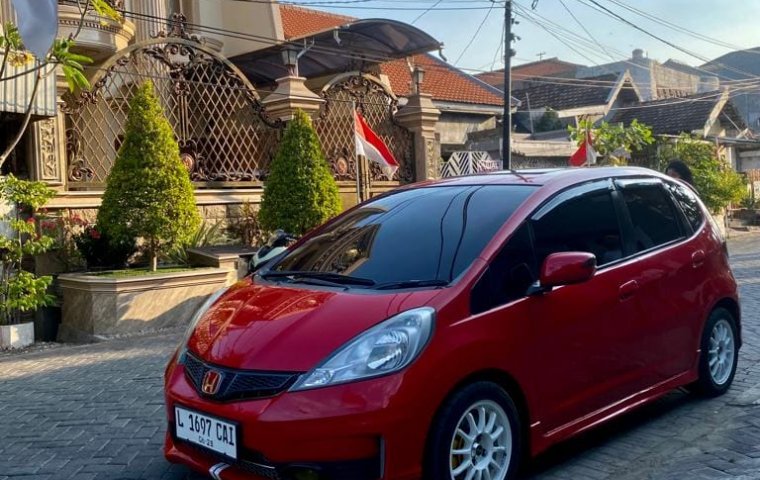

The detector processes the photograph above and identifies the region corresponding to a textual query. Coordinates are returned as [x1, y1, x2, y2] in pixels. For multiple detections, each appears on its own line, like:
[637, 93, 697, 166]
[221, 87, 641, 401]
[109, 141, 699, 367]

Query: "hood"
[187, 277, 442, 371]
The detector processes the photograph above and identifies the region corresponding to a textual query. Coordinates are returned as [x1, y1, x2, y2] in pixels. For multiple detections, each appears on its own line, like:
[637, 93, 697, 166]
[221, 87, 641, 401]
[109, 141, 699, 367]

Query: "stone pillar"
[395, 93, 442, 181]
[28, 112, 67, 189]
[133, 0, 169, 42]
[262, 76, 325, 122]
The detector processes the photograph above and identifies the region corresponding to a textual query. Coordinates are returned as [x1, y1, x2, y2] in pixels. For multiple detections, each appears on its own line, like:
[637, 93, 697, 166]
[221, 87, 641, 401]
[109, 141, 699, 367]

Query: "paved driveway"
[2, 235, 760, 480]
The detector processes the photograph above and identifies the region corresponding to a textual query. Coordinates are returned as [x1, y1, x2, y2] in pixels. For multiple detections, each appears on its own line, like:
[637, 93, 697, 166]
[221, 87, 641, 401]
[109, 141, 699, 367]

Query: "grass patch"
[92, 267, 199, 278]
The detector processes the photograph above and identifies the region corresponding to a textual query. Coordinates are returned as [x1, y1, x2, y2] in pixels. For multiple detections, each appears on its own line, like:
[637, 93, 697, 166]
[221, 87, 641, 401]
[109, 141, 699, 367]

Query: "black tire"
[424, 381, 522, 480]
[690, 307, 739, 397]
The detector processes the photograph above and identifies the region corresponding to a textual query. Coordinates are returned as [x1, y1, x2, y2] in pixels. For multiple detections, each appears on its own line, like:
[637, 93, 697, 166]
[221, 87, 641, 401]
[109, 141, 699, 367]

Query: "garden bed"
[57, 267, 232, 343]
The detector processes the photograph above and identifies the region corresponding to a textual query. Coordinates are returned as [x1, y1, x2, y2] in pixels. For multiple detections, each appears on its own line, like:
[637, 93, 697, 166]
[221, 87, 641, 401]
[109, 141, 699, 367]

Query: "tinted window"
[270, 185, 535, 286]
[666, 181, 704, 232]
[621, 184, 683, 252]
[471, 223, 537, 313]
[531, 190, 623, 267]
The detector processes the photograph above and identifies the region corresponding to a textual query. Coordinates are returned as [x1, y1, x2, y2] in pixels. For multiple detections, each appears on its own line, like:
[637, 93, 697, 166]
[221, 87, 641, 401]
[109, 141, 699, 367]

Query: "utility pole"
[502, 0, 513, 169]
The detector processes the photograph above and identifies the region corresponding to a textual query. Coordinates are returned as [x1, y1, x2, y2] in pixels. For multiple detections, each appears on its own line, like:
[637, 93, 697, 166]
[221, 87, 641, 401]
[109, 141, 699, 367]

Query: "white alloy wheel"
[708, 318, 736, 386]
[449, 400, 512, 480]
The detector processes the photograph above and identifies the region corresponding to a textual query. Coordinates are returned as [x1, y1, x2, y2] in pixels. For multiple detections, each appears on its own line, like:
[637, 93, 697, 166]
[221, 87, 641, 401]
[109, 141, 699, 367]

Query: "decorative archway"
[313, 73, 414, 189]
[63, 14, 283, 189]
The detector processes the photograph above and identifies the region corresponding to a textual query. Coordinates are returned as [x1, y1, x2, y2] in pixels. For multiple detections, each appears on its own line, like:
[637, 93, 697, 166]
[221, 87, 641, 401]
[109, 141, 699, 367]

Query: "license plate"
[175, 406, 238, 459]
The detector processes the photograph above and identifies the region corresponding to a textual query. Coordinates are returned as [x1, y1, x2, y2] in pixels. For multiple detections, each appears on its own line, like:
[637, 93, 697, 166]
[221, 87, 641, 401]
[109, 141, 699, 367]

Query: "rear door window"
[531, 188, 623, 268]
[619, 183, 684, 253]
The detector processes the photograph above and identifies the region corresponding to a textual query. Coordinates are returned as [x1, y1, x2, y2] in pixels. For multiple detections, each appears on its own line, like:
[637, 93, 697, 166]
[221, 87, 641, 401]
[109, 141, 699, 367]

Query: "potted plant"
[0, 175, 56, 348]
[57, 82, 231, 342]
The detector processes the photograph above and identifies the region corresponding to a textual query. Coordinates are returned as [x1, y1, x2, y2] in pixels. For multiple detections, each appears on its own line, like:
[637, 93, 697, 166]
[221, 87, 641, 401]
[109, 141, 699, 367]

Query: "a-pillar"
[262, 76, 325, 122]
[395, 93, 441, 181]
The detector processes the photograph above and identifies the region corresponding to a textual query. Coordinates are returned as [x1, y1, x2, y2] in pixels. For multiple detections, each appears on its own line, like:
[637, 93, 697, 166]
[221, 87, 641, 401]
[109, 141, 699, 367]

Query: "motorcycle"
[249, 230, 297, 273]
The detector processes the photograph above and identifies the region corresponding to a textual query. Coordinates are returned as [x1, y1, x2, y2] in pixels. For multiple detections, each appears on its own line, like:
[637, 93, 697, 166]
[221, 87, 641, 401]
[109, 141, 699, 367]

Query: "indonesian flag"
[354, 110, 399, 180]
[569, 133, 598, 167]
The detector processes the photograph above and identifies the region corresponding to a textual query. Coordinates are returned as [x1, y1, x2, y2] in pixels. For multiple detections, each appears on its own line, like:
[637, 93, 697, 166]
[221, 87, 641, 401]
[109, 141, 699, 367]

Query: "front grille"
[183, 352, 300, 402]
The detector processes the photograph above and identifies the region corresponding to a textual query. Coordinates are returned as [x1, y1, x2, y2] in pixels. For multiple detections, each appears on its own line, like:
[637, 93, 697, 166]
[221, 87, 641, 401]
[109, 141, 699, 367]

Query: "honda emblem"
[202, 370, 223, 395]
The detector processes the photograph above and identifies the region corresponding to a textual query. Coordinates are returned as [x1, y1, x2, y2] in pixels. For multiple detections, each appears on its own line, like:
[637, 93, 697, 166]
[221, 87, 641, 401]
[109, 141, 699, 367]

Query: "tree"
[0, 1, 120, 169]
[0, 175, 56, 325]
[97, 81, 200, 271]
[259, 109, 342, 235]
[533, 109, 563, 133]
[569, 119, 655, 165]
[658, 134, 746, 213]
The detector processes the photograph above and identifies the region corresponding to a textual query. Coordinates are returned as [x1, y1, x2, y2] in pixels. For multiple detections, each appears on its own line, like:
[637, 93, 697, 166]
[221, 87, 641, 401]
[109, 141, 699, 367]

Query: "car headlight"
[177, 288, 227, 362]
[290, 307, 435, 391]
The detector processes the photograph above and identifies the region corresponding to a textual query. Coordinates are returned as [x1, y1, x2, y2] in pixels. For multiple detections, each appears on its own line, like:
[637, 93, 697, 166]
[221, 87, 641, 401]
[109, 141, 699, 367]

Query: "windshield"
[267, 185, 535, 287]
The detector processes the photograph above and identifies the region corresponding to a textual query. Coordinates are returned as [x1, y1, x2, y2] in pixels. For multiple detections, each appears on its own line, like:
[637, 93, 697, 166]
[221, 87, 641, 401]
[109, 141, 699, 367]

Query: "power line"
[454, 1, 497, 65]
[411, 0, 444, 24]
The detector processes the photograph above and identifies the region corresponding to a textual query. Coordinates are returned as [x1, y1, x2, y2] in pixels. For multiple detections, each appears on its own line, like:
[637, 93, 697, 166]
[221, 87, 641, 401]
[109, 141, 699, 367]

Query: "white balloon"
[10, 0, 58, 59]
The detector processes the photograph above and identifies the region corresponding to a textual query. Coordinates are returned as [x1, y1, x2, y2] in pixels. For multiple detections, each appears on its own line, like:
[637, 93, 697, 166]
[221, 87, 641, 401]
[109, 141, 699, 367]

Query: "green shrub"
[166, 220, 228, 266]
[0, 175, 56, 325]
[259, 109, 342, 235]
[658, 135, 747, 213]
[97, 81, 200, 271]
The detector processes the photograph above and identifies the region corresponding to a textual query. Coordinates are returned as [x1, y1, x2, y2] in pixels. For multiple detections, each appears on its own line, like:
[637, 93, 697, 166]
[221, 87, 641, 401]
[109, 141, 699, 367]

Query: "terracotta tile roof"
[276, 4, 504, 107]
[477, 58, 583, 88]
[381, 54, 505, 106]
[279, 4, 355, 40]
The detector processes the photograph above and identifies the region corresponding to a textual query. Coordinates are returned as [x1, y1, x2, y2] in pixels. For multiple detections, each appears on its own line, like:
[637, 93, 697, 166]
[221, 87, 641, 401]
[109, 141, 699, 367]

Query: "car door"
[522, 181, 652, 431]
[614, 178, 700, 386]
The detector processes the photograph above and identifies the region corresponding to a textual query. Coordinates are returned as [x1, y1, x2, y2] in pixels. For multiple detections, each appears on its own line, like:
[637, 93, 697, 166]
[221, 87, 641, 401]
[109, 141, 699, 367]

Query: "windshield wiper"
[260, 271, 376, 286]
[373, 279, 449, 290]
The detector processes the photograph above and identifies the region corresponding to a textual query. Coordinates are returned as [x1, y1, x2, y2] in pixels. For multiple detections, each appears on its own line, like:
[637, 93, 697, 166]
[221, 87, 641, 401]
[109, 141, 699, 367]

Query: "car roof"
[420, 166, 667, 188]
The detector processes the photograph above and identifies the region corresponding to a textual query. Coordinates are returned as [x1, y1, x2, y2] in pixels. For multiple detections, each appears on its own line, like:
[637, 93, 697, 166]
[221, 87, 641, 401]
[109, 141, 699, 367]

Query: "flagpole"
[352, 101, 362, 204]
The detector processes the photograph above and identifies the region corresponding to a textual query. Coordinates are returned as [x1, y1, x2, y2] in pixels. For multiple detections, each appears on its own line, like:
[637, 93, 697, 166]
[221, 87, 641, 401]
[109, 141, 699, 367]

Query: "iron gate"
[62, 14, 283, 189]
[313, 73, 414, 201]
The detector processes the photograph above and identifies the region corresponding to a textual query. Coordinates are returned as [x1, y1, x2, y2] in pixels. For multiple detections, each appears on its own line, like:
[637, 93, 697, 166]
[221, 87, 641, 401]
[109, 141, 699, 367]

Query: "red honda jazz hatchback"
[164, 167, 740, 480]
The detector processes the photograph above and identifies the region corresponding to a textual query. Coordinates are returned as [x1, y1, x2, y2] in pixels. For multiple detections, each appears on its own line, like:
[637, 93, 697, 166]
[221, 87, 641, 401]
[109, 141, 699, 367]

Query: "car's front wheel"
[690, 307, 739, 397]
[424, 381, 522, 480]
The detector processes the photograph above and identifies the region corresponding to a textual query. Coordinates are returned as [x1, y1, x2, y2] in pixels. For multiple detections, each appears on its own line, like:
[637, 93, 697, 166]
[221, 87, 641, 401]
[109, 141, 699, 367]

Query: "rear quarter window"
[665, 181, 705, 232]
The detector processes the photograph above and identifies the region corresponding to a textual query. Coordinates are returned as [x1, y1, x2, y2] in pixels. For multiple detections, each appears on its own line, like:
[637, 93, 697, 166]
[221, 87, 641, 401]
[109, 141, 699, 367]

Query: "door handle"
[692, 250, 706, 268]
[619, 280, 639, 301]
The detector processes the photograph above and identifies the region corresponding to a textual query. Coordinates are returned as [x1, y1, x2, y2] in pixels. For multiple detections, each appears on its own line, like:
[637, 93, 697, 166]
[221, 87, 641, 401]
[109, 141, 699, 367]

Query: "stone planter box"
[0, 322, 34, 349]
[58, 268, 232, 343]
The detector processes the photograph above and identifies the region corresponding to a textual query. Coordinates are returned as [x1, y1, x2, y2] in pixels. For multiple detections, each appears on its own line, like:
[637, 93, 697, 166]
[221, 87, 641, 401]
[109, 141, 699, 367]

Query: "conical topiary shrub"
[259, 109, 342, 235]
[97, 81, 200, 271]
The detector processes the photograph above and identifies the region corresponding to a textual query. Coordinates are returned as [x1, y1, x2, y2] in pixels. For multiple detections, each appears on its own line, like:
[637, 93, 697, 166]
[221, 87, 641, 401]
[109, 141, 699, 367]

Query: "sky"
[315, 0, 760, 73]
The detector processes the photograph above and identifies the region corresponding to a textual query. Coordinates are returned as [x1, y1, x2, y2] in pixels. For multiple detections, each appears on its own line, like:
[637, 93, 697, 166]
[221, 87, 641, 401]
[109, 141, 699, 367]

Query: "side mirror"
[540, 252, 597, 288]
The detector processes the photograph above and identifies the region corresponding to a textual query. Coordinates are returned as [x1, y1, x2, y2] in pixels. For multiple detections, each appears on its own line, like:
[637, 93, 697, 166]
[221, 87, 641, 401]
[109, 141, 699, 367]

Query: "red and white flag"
[569, 133, 598, 167]
[354, 110, 399, 180]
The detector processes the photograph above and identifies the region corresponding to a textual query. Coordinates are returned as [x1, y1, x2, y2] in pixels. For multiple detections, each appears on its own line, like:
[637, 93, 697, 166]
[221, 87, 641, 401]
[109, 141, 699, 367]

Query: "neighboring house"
[512, 71, 642, 133]
[477, 57, 583, 90]
[576, 49, 717, 101]
[701, 47, 760, 129]
[611, 90, 760, 172]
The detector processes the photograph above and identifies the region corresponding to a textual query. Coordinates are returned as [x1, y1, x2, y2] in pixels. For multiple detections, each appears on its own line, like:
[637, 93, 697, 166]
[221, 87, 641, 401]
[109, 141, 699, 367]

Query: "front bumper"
[163, 353, 428, 480]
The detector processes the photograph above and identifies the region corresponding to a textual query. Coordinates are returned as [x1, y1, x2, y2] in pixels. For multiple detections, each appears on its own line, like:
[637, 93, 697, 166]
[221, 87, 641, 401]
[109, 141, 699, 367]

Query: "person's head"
[666, 160, 694, 185]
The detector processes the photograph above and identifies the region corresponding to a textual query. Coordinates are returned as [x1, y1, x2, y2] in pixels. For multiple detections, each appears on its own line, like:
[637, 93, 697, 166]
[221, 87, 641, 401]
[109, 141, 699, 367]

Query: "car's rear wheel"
[424, 382, 522, 480]
[690, 307, 738, 397]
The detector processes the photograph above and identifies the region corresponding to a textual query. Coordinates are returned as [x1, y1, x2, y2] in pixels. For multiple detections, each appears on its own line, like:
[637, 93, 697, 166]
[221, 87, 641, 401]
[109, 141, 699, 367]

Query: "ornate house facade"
[1, 0, 471, 227]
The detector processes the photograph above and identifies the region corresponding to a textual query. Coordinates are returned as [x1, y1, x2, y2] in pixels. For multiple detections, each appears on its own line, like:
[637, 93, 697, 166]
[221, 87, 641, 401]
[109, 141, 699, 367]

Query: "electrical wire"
[411, 0, 444, 24]
[454, 1, 497, 65]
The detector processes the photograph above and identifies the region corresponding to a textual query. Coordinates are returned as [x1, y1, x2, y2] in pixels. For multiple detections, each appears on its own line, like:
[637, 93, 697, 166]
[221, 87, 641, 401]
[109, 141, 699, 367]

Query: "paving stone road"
[3, 235, 760, 480]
